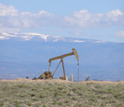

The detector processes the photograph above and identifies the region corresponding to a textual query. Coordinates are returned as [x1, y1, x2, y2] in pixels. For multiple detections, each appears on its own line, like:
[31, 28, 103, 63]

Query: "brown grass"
[0, 78, 124, 107]
[1, 78, 124, 84]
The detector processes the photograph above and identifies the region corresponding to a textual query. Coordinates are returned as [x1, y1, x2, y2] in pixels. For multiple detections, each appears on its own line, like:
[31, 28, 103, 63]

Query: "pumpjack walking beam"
[48, 48, 79, 80]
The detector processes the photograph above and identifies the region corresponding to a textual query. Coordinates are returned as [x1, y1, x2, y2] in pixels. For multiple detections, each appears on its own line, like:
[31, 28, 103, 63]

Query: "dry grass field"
[0, 79, 124, 107]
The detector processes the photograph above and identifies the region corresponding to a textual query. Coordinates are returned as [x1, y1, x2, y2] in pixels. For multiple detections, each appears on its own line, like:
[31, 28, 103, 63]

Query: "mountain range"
[0, 33, 124, 81]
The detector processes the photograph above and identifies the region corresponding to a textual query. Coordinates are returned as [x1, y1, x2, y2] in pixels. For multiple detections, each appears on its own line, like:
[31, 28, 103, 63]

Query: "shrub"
[64, 99, 70, 103]
[0, 103, 4, 106]
[52, 101, 56, 105]
[62, 90, 67, 93]
[57, 102, 62, 105]
[20, 93, 27, 97]
[95, 84, 102, 88]
[58, 87, 63, 90]
[27, 102, 31, 106]
[71, 96, 79, 100]
[114, 93, 124, 99]
[39, 93, 45, 98]
[15, 101, 20, 107]
[32, 97, 39, 101]
[108, 99, 116, 103]
[30, 93, 36, 97]
[54, 92, 58, 97]
[67, 93, 71, 96]
[74, 90, 82, 95]
[42, 104, 47, 107]
[100, 102, 106, 107]
[16, 84, 28, 88]
[89, 98, 97, 102]
[114, 103, 122, 107]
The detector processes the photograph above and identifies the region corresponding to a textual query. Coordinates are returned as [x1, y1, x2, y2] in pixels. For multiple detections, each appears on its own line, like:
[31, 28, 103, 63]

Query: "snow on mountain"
[73, 40, 85, 43]
[93, 41, 106, 43]
[0, 32, 106, 43]
[0, 32, 49, 41]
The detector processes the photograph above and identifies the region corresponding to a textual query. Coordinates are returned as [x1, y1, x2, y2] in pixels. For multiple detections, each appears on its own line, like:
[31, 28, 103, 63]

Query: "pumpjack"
[38, 48, 79, 80]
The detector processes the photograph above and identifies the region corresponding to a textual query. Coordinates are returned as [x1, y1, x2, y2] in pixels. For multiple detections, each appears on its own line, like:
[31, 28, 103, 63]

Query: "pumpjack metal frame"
[48, 48, 79, 80]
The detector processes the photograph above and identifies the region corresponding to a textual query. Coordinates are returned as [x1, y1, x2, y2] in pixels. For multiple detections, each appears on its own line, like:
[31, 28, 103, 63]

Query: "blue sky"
[0, 0, 124, 42]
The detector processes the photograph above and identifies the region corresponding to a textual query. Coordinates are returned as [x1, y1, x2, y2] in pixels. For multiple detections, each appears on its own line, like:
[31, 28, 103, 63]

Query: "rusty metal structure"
[38, 48, 79, 80]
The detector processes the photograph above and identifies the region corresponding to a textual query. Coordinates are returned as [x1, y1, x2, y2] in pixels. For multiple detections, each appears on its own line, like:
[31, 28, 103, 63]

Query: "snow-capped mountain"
[0, 32, 105, 43]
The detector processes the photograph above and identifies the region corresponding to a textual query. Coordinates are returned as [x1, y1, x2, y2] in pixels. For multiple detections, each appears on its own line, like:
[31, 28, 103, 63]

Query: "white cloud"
[106, 9, 123, 18]
[0, 3, 55, 32]
[116, 31, 124, 37]
[63, 9, 124, 28]
[0, 3, 124, 33]
[0, 28, 20, 33]
[0, 3, 18, 16]
[20, 11, 55, 28]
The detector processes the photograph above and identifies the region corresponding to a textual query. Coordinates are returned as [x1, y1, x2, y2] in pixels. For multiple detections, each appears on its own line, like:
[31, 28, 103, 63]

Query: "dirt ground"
[0, 78, 124, 84]
[0, 78, 71, 83]
[78, 80, 124, 84]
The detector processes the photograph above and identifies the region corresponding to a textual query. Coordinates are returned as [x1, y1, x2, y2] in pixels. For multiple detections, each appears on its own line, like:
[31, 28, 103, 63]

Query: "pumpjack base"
[60, 76, 68, 81]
